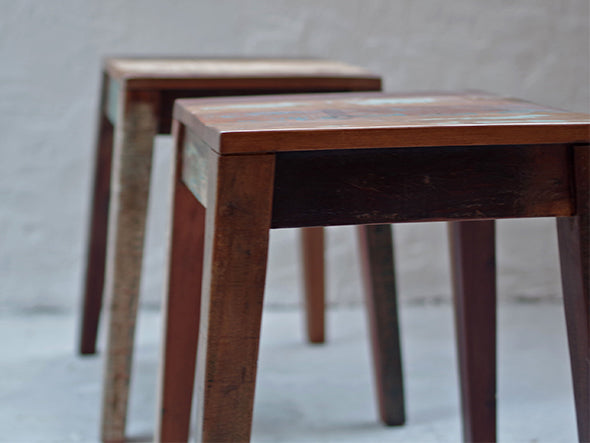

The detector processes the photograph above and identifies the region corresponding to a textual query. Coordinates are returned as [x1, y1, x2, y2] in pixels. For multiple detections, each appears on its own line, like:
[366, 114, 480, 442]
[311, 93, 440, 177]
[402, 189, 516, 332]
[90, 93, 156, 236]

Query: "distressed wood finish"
[182, 129, 211, 207]
[80, 72, 114, 355]
[449, 221, 497, 443]
[82, 57, 381, 354]
[155, 121, 207, 443]
[301, 227, 326, 343]
[174, 92, 589, 442]
[106, 57, 380, 133]
[79, 57, 384, 442]
[193, 150, 275, 443]
[101, 89, 159, 443]
[105, 57, 380, 91]
[557, 145, 590, 442]
[174, 91, 589, 154]
[357, 224, 405, 426]
[271, 144, 573, 228]
[105, 76, 121, 125]
[157, 86, 366, 137]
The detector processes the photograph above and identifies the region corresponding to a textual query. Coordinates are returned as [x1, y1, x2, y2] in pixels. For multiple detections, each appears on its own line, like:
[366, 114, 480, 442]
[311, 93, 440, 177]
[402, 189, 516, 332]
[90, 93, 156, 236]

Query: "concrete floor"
[0, 303, 578, 442]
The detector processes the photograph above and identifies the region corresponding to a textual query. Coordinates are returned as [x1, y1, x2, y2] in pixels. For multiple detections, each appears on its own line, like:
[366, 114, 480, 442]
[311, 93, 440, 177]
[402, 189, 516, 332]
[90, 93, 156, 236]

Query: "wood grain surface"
[156, 122, 207, 443]
[100, 89, 159, 443]
[105, 57, 381, 91]
[357, 224, 405, 426]
[271, 144, 573, 228]
[79, 72, 114, 355]
[301, 227, 326, 343]
[156, 84, 385, 134]
[173, 91, 590, 154]
[449, 221, 497, 443]
[193, 151, 275, 442]
[557, 145, 590, 442]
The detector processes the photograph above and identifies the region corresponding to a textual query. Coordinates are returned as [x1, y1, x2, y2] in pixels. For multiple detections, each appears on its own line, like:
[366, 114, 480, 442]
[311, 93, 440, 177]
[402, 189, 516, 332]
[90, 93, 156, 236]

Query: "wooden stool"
[167, 91, 589, 442]
[78, 57, 383, 442]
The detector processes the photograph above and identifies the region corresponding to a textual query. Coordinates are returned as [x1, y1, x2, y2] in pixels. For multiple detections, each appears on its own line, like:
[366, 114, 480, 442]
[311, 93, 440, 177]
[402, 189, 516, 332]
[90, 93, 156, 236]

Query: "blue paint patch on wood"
[347, 97, 439, 106]
[106, 77, 120, 124]
[182, 135, 209, 207]
[201, 101, 301, 111]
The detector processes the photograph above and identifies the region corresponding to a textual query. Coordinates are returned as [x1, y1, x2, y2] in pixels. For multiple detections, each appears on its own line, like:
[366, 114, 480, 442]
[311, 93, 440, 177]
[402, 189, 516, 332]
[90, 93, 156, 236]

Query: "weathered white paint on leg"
[101, 88, 158, 442]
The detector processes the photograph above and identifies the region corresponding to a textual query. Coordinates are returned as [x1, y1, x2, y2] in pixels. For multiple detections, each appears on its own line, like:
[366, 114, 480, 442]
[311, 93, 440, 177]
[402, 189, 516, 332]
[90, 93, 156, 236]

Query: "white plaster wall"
[0, 0, 588, 312]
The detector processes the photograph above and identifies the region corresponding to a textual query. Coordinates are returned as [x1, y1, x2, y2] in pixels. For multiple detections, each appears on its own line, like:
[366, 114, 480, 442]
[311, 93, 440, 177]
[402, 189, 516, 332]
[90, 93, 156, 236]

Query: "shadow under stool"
[78, 57, 385, 442]
[167, 91, 589, 442]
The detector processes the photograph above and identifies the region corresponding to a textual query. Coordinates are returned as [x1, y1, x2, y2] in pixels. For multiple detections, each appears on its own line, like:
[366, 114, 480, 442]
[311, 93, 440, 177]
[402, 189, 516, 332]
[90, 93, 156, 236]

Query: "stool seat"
[176, 91, 588, 153]
[167, 90, 589, 442]
[106, 57, 377, 85]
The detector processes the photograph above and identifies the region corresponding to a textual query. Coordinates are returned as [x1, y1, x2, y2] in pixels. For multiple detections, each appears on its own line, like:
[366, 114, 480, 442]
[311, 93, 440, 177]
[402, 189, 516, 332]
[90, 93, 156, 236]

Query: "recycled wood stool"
[78, 57, 383, 442]
[167, 91, 589, 442]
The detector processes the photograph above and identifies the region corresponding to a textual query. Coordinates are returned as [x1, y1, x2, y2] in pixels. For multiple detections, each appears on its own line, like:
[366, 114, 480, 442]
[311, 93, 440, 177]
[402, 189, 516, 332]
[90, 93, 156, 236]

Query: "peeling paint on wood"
[182, 130, 210, 207]
[105, 77, 121, 125]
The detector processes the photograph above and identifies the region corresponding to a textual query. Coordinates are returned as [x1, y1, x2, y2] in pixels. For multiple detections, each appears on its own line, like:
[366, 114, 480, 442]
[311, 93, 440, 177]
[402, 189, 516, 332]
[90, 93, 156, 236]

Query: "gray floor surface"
[0, 303, 577, 442]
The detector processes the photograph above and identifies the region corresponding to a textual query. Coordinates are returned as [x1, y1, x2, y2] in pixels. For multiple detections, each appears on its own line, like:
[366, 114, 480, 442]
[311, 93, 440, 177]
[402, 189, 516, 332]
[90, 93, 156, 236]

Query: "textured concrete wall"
[0, 0, 588, 312]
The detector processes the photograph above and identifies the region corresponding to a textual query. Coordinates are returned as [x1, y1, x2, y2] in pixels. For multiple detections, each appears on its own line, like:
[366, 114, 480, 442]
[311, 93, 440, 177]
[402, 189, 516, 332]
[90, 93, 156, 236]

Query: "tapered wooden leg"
[449, 220, 496, 443]
[194, 151, 275, 443]
[156, 122, 206, 443]
[557, 145, 589, 442]
[301, 227, 326, 343]
[100, 90, 158, 442]
[79, 73, 114, 355]
[357, 224, 405, 426]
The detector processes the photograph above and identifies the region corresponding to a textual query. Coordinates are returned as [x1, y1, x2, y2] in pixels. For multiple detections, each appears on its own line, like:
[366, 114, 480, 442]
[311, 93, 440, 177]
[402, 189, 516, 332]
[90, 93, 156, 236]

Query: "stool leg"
[301, 227, 326, 343]
[100, 90, 158, 442]
[557, 145, 589, 442]
[449, 220, 496, 443]
[357, 224, 405, 426]
[156, 122, 205, 442]
[79, 73, 114, 355]
[194, 152, 275, 443]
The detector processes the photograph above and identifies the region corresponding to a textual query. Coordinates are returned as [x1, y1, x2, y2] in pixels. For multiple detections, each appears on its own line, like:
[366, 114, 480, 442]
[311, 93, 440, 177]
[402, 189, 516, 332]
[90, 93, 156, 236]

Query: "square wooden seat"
[79, 57, 383, 442]
[166, 91, 589, 442]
